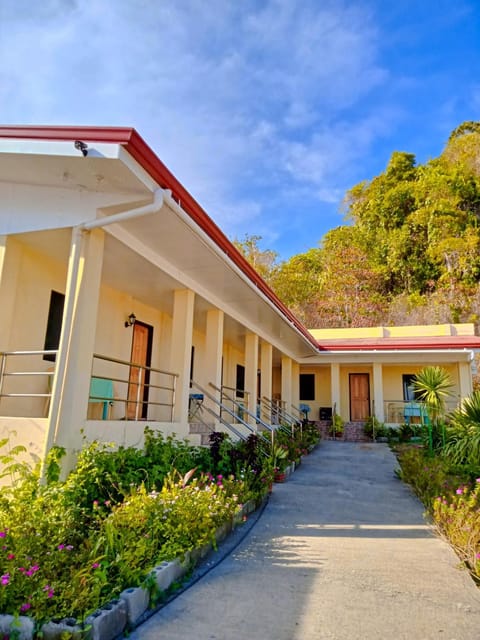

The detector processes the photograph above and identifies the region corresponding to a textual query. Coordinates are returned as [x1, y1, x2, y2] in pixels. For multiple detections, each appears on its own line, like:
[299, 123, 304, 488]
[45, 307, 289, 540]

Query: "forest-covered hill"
[234, 121, 480, 329]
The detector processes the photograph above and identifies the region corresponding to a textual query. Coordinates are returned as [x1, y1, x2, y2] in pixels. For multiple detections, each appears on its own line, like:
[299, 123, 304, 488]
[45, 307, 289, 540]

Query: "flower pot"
[274, 471, 286, 483]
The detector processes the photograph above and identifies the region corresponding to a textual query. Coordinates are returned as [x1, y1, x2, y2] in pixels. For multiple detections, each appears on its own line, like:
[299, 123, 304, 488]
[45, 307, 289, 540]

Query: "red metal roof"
[0, 125, 319, 351]
[315, 335, 480, 351]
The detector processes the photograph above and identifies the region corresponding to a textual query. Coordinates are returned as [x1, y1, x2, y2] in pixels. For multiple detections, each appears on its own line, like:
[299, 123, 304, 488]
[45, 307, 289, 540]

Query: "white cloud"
[0, 0, 393, 253]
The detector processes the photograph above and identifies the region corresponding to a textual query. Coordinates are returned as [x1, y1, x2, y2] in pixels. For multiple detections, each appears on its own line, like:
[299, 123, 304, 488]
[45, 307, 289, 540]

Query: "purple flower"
[0, 532, 5, 539]
[57, 544, 65, 551]
[456, 488, 463, 495]
[25, 565, 39, 577]
[91, 562, 100, 569]
[476, 478, 480, 484]
[66, 545, 74, 551]
[20, 603, 31, 612]
[43, 585, 54, 598]
[1, 574, 9, 586]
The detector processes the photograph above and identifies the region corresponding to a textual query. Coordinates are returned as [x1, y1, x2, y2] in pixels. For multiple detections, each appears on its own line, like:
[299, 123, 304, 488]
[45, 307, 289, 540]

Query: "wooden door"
[349, 373, 370, 421]
[127, 321, 153, 420]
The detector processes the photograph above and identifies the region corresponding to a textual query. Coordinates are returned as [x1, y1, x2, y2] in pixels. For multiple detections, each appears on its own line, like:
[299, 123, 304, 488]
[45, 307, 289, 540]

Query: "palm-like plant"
[443, 390, 480, 466]
[413, 366, 453, 425]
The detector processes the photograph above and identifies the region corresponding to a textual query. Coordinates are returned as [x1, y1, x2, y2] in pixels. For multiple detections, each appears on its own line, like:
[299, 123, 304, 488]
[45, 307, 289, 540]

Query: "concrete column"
[205, 309, 224, 416]
[0, 236, 21, 349]
[45, 227, 105, 466]
[373, 362, 384, 422]
[459, 361, 473, 401]
[281, 355, 293, 415]
[170, 289, 195, 424]
[331, 363, 341, 419]
[245, 332, 259, 425]
[260, 342, 273, 423]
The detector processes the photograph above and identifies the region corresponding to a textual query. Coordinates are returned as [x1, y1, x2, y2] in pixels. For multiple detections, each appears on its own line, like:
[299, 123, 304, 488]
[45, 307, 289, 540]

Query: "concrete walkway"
[130, 441, 480, 640]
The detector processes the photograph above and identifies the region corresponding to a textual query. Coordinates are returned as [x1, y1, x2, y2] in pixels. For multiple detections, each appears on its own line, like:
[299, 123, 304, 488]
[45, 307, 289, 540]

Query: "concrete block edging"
[0, 497, 263, 640]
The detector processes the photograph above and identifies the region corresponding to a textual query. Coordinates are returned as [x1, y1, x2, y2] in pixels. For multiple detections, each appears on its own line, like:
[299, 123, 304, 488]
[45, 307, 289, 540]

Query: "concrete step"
[189, 422, 214, 434]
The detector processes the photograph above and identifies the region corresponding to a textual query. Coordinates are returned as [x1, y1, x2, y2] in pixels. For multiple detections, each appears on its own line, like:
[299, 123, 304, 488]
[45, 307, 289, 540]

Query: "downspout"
[42, 189, 164, 465]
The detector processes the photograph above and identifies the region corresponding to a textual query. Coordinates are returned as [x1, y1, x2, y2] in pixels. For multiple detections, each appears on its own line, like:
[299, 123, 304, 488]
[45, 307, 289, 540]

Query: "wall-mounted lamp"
[125, 312, 136, 328]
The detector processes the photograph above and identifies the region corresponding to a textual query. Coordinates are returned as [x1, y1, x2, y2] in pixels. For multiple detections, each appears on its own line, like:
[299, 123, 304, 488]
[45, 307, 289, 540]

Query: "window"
[300, 373, 315, 401]
[402, 374, 420, 402]
[236, 364, 245, 398]
[43, 291, 65, 362]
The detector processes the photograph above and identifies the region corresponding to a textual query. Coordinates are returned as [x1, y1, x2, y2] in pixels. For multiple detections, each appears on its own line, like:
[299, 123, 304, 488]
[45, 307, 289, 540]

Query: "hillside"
[235, 121, 480, 330]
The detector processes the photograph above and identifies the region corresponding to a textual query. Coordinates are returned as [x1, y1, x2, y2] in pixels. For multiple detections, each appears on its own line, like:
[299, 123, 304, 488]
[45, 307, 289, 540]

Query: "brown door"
[349, 373, 370, 421]
[127, 321, 153, 420]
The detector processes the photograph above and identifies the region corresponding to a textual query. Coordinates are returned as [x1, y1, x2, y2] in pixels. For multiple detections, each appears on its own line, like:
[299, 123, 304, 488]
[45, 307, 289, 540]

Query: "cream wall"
[0, 418, 47, 487]
[0, 238, 67, 417]
[191, 328, 206, 386]
[222, 344, 244, 395]
[382, 363, 461, 421]
[94, 284, 173, 421]
[298, 366, 331, 421]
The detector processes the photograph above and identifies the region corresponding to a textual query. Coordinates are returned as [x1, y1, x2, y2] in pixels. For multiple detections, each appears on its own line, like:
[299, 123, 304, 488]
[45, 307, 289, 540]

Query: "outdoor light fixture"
[125, 312, 136, 328]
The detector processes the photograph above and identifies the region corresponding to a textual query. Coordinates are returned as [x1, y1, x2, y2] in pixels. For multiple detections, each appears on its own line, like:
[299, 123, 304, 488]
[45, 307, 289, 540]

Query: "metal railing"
[210, 382, 274, 445]
[0, 350, 58, 416]
[190, 380, 272, 450]
[218, 384, 250, 423]
[91, 353, 178, 421]
[383, 398, 460, 423]
[261, 396, 300, 435]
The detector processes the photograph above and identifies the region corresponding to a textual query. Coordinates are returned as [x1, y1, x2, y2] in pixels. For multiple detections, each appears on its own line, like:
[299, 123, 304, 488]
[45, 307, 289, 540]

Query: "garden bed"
[0, 426, 320, 638]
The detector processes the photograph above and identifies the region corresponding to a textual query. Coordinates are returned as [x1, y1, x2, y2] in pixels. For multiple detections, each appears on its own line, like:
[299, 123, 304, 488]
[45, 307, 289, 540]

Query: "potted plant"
[270, 442, 289, 482]
[328, 414, 344, 439]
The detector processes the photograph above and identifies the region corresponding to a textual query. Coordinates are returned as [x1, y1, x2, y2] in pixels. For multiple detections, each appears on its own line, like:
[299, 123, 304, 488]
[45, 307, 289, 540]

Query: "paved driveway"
[130, 441, 480, 640]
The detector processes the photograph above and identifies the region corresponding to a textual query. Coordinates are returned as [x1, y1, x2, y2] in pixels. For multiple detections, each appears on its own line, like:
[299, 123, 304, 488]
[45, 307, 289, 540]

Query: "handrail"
[261, 396, 300, 435]
[93, 353, 177, 378]
[383, 398, 459, 423]
[209, 382, 275, 446]
[0, 350, 58, 407]
[219, 384, 250, 422]
[92, 353, 178, 421]
[191, 380, 270, 449]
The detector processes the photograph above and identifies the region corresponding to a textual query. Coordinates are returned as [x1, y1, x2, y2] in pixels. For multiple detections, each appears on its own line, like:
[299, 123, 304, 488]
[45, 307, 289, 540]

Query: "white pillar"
[260, 342, 273, 423]
[46, 227, 105, 465]
[245, 332, 259, 425]
[331, 363, 341, 419]
[205, 309, 224, 417]
[281, 355, 293, 415]
[373, 362, 384, 422]
[170, 289, 195, 424]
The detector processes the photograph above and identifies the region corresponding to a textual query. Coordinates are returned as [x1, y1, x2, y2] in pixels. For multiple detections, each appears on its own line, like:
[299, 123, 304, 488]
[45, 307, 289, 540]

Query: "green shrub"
[363, 416, 386, 439]
[443, 390, 480, 466]
[433, 480, 480, 580]
[0, 430, 263, 622]
[396, 445, 480, 581]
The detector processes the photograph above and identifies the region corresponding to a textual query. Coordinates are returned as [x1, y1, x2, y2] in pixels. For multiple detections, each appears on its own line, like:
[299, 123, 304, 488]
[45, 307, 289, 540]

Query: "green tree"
[269, 248, 323, 325]
[232, 234, 278, 283]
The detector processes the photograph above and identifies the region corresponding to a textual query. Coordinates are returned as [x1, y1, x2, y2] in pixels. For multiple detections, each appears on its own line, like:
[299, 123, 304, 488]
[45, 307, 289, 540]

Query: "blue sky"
[1, 0, 479, 260]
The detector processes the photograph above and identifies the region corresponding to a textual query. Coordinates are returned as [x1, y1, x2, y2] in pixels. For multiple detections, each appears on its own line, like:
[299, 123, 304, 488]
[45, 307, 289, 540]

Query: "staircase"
[314, 420, 369, 442]
[343, 421, 370, 442]
[189, 422, 215, 445]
